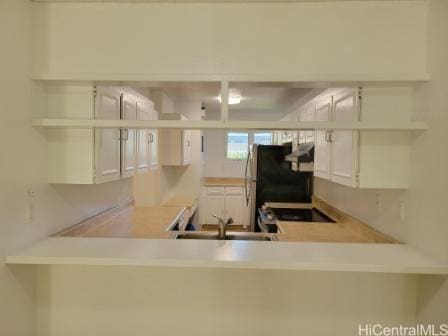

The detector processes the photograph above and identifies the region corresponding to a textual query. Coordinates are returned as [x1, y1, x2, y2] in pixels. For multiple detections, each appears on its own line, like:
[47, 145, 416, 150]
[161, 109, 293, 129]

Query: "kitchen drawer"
[207, 186, 225, 195]
[225, 187, 243, 195]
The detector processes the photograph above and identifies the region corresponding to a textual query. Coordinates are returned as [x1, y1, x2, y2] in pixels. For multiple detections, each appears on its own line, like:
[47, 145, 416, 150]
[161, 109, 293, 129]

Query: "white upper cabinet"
[305, 106, 315, 143]
[121, 94, 138, 178]
[135, 98, 159, 174]
[298, 109, 307, 144]
[94, 87, 122, 184]
[47, 85, 155, 184]
[309, 87, 413, 189]
[296, 105, 314, 144]
[182, 130, 192, 165]
[330, 90, 359, 187]
[160, 128, 192, 166]
[148, 129, 158, 170]
[136, 100, 151, 174]
[314, 97, 332, 180]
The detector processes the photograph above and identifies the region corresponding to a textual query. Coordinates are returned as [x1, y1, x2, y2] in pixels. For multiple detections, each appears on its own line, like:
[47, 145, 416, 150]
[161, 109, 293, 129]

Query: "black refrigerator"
[244, 144, 313, 232]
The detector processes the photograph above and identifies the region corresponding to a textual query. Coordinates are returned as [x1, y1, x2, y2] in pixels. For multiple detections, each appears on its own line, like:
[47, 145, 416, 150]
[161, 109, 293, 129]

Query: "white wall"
[36, 265, 417, 336]
[203, 130, 247, 178]
[410, 0, 448, 325]
[133, 100, 203, 205]
[313, 0, 448, 262]
[407, 0, 448, 265]
[314, 179, 408, 242]
[311, 0, 448, 325]
[160, 100, 204, 202]
[203, 108, 285, 177]
[32, 1, 427, 78]
[3, 0, 446, 334]
[0, 2, 133, 335]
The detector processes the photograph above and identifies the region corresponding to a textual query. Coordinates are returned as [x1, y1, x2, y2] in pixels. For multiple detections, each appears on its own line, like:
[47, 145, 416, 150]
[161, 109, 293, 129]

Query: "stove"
[270, 207, 335, 223]
[257, 206, 335, 233]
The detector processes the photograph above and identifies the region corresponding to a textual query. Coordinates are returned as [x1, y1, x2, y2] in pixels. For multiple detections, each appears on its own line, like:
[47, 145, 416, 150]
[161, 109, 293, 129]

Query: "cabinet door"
[206, 195, 225, 225]
[314, 99, 332, 180]
[121, 95, 137, 178]
[305, 107, 315, 143]
[225, 194, 244, 226]
[136, 101, 150, 174]
[331, 90, 359, 187]
[94, 87, 121, 184]
[182, 130, 191, 165]
[148, 129, 158, 170]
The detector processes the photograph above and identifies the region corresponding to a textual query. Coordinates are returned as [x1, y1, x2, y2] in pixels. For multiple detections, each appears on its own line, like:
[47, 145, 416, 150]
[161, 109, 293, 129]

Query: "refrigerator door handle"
[244, 151, 252, 206]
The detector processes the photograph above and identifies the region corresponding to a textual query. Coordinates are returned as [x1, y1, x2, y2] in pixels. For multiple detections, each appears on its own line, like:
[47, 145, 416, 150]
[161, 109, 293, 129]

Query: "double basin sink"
[174, 232, 277, 241]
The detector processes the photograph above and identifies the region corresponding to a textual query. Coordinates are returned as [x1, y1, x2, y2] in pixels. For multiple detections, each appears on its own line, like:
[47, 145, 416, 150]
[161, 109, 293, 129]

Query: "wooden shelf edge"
[32, 119, 429, 131]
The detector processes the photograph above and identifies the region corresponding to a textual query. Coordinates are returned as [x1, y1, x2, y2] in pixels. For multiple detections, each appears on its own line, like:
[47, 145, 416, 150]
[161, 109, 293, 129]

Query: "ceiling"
[156, 82, 311, 117]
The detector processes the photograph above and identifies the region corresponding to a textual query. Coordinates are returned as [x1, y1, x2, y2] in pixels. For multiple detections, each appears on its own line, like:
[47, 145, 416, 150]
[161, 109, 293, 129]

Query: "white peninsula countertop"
[6, 237, 448, 275]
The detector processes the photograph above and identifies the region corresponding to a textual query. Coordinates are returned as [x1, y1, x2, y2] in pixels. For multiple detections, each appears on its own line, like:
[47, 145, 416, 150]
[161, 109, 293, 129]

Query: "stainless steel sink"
[174, 232, 277, 241]
[175, 233, 218, 240]
[226, 234, 275, 241]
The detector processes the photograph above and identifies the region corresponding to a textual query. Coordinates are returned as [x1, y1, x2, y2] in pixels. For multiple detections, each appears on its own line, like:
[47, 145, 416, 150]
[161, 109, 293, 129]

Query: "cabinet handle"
[325, 130, 333, 143]
[148, 133, 153, 144]
[122, 129, 129, 141]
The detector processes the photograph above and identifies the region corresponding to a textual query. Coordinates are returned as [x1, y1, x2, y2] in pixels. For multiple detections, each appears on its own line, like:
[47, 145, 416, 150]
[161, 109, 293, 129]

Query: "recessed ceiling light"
[217, 95, 242, 105]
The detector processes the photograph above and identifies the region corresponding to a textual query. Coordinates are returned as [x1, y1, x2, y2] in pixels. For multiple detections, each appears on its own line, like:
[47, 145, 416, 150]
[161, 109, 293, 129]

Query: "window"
[226, 131, 273, 160]
[253, 132, 273, 145]
[226, 132, 249, 160]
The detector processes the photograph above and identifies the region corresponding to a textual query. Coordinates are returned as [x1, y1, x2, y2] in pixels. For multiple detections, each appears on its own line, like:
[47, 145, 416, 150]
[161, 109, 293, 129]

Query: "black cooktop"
[271, 208, 335, 223]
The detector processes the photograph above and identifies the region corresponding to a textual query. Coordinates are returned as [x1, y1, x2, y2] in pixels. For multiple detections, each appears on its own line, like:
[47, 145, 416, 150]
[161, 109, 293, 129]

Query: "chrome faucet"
[212, 215, 234, 240]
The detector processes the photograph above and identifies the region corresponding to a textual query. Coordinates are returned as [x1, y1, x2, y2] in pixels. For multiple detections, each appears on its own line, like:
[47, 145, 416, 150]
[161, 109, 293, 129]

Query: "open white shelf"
[32, 118, 429, 131]
[6, 237, 448, 274]
[31, 72, 431, 85]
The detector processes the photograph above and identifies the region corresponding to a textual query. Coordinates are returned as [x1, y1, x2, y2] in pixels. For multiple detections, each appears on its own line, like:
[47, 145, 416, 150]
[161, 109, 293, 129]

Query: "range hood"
[285, 142, 314, 172]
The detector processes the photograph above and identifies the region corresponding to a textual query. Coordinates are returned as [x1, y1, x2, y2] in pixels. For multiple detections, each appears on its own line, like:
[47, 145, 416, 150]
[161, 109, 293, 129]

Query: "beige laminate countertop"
[57, 197, 397, 244]
[162, 196, 197, 209]
[57, 204, 185, 239]
[202, 177, 246, 187]
[275, 199, 399, 244]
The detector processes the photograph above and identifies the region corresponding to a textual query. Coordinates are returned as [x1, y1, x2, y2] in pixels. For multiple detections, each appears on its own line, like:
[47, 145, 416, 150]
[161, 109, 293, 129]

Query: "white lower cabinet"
[47, 85, 157, 184]
[201, 186, 248, 227]
[205, 194, 225, 225]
